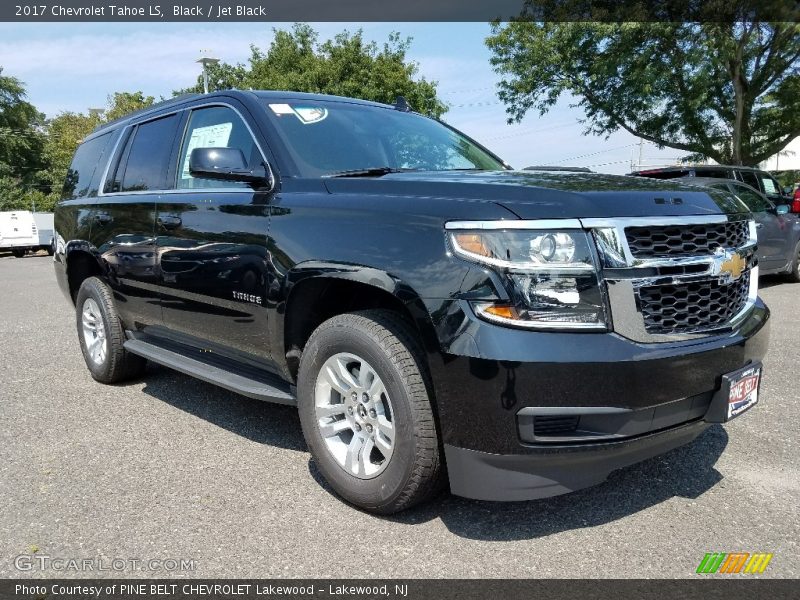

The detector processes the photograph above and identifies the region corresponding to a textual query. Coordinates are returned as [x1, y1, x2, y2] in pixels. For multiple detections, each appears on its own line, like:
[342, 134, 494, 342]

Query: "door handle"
[756, 223, 764, 229]
[157, 215, 182, 230]
[94, 213, 113, 225]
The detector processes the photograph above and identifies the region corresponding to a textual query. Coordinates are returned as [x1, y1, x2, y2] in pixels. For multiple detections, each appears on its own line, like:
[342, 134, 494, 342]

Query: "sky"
[0, 22, 686, 174]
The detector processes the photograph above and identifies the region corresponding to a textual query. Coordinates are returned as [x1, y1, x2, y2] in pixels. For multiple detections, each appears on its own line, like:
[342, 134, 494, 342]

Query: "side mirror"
[776, 204, 790, 215]
[189, 147, 271, 188]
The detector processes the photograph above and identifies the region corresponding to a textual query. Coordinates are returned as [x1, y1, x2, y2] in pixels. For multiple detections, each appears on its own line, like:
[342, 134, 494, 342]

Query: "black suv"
[54, 91, 769, 513]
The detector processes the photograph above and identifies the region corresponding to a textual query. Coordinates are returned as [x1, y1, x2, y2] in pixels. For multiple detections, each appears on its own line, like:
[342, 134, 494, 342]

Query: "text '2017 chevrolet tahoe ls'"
[54, 91, 769, 514]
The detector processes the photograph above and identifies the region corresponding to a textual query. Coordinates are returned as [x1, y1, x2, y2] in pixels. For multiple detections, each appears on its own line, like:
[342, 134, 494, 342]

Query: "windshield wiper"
[327, 167, 414, 178]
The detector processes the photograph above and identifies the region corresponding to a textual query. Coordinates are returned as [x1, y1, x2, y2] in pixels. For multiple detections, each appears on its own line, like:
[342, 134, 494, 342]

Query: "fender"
[271, 260, 440, 380]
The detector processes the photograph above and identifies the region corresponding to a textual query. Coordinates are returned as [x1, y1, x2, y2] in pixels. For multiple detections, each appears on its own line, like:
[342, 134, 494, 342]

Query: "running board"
[123, 339, 296, 405]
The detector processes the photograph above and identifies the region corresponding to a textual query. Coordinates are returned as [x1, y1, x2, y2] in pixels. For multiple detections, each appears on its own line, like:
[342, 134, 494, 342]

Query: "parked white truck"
[0, 211, 54, 257]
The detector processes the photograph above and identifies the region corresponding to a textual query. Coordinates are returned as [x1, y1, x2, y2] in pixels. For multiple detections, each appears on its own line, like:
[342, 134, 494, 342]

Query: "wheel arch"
[278, 263, 439, 382]
[63, 242, 104, 304]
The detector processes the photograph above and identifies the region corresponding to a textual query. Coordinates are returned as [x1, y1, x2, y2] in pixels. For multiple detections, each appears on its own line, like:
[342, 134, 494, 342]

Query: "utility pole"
[637, 138, 644, 169]
[196, 51, 220, 94]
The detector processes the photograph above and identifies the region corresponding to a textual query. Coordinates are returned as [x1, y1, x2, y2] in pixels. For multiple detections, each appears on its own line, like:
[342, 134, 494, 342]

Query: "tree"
[0, 89, 155, 212]
[486, 22, 800, 166]
[0, 68, 46, 209]
[178, 24, 447, 118]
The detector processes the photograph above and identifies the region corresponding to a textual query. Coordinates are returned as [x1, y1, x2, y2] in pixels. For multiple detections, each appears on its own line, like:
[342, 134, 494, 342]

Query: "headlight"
[447, 224, 608, 330]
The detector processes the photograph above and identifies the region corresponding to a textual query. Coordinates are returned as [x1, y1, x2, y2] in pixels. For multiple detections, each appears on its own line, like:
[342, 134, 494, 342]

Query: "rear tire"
[787, 242, 800, 283]
[75, 277, 147, 383]
[11, 248, 25, 258]
[297, 310, 444, 514]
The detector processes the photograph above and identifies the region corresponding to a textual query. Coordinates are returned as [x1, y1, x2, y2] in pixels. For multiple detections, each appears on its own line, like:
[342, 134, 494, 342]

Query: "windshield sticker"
[268, 103, 295, 115]
[269, 103, 328, 124]
[293, 107, 328, 124]
[181, 122, 233, 179]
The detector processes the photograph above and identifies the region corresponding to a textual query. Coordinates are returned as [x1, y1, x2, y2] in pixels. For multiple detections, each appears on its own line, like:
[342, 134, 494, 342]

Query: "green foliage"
[0, 68, 46, 203]
[177, 24, 447, 118]
[487, 22, 800, 166]
[0, 82, 155, 211]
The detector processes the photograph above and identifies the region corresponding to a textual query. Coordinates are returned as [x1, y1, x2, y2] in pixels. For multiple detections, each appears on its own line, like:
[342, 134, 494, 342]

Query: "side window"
[732, 185, 771, 212]
[759, 175, 780, 196]
[696, 169, 730, 179]
[118, 114, 180, 192]
[738, 170, 760, 191]
[177, 106, 260, 189]
[62, 132, 113, 200]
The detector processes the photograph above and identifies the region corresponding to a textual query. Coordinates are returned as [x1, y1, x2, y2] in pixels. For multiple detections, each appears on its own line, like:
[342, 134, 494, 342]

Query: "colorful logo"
[696, 552, 773, 574]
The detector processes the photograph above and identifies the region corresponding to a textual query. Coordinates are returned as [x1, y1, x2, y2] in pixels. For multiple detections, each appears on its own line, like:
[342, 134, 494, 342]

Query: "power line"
[482, 121, 576, 142]
[553, 143, 639, 165]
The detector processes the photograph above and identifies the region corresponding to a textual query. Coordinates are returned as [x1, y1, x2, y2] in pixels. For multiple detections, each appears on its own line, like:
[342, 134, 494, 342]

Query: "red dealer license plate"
[726, 364, 761, 420]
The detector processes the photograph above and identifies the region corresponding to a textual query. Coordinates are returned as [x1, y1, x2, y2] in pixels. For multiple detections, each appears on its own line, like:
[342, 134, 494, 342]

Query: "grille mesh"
[638, 272, 750, 334]
[626, 221, 749, 258]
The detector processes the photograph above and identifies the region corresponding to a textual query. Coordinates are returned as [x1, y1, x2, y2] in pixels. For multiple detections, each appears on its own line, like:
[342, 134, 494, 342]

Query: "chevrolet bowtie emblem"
[713, 249, 746, 282]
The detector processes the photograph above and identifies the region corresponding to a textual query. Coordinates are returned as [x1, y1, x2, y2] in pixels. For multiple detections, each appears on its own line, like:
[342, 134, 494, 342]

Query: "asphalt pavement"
[1, 253, 798, 578]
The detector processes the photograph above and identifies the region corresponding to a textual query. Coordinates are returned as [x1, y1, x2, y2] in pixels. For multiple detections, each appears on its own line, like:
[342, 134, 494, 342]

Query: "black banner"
[3, 579, 799, 600]
[1, 0, 798, 22]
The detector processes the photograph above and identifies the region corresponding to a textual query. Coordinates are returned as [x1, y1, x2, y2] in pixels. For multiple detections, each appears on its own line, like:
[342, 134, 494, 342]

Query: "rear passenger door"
[91, 112, 183, 331]
[155, 102, 275, 365]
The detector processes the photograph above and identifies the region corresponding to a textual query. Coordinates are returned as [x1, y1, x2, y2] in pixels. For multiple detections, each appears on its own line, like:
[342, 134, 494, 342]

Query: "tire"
[75, 276, 147, 384]
[786, 242, 800, 283]
[46, 244, 54, 257]
[297, 310, 444, 514]
[11, 248, 25, 258]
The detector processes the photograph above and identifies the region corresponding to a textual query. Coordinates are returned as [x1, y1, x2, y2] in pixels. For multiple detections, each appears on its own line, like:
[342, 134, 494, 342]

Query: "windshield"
[261, 99, 507, 177]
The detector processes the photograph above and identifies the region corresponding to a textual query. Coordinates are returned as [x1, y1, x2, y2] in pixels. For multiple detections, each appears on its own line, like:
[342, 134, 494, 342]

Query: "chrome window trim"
[97, 101, 275, 197]
[96, 124, 131, 197]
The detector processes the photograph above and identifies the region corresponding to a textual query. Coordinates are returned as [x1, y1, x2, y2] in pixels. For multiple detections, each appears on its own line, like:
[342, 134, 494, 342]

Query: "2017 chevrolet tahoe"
[54, 90, 769, 513]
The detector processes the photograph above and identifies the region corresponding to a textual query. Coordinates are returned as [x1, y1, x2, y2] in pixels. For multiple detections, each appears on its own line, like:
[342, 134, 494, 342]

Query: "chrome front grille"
[625, 221, 750, 258]
[638, 271, 751, 334]
[584, 215, 758, 343]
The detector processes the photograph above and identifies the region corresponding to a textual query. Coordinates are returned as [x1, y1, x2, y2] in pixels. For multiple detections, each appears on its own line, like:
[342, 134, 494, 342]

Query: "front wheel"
[297, 310, 444, 514]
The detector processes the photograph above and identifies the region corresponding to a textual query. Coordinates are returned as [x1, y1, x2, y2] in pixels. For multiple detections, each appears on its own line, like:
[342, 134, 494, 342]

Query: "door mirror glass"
[776, 204, 790, 215]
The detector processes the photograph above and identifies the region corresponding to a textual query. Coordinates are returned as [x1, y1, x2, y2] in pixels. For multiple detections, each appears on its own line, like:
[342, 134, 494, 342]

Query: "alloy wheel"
[314, 352, 395, 479]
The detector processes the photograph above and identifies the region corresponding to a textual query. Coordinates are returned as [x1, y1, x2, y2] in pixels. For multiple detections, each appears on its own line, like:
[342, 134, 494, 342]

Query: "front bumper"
[423, 297, 770, 501]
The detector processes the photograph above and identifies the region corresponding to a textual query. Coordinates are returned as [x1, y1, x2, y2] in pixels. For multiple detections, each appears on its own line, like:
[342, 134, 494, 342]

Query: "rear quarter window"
[62, 132, 114, 200]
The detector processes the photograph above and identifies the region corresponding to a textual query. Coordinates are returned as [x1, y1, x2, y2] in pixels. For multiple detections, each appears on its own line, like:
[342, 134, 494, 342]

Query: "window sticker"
[293, 107, 328, 124]
[268, 103, 328, 124]
[181, 122, 233, 179]
[761, 177, 777, 194]
[268, 103, 295, 115]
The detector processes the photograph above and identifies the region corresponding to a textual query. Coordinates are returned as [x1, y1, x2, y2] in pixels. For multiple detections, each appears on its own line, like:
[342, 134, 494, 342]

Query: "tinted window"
[261, 100, 505, 176]
[738, 170, 760, 190]
[177, 106, 260, 189]
[62, 132, 113, 200]
[730, 183, 772, 212]
[119, 114, 180, 192]
[695, 168, 731, 179]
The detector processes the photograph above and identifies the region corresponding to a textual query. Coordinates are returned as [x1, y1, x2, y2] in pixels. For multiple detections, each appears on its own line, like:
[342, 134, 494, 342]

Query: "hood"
[323, 170, 748, 219]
